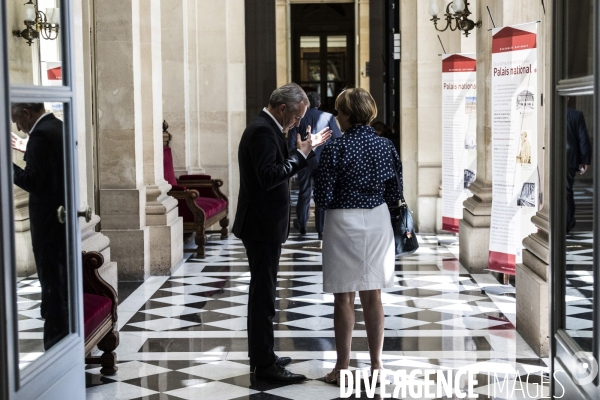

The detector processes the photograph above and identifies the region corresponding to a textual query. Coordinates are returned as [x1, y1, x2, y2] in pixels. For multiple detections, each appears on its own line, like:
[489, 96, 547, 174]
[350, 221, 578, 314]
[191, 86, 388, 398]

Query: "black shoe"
[318, 232, 323, 240]
[567, 219, 576, 234]
[254, 363, 306, 383]
[293, 219, 306, 235]
[276, 356, 292, 367]
[250, 356, 292, 372]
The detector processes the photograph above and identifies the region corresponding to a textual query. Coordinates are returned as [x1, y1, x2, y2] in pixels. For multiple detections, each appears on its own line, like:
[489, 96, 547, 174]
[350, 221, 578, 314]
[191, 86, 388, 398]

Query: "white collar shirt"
[29, 112, 52, 134]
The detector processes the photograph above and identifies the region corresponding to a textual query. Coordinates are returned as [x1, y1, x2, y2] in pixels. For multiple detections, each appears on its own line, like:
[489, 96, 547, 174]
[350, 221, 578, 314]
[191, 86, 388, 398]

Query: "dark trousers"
[296, 162, 325, 233]
[33, 241, 69, 350]
[567, 167, 578, 232]
[242, 239, 281, 367]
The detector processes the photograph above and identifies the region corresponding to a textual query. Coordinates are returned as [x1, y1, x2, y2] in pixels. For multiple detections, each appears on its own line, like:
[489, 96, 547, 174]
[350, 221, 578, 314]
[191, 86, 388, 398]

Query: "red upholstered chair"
[83, 251, 119, 375]
[163, 126, 229, 257]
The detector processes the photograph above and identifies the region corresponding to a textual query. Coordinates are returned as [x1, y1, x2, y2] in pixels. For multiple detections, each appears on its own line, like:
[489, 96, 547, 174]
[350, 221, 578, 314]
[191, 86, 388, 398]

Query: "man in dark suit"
[233, 84, 331, 382]
[12, 103, 68, 350]
[566, 104, 592, 233]
[288, 92, 341, 239]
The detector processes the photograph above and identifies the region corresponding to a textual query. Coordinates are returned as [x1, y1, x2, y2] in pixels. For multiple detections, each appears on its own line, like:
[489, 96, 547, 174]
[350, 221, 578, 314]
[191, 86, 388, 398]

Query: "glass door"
[295, 34, 352, 114]
[551, 0, 600, 398]
[1, 0, 85, 398]
[291, 3, 355, 114]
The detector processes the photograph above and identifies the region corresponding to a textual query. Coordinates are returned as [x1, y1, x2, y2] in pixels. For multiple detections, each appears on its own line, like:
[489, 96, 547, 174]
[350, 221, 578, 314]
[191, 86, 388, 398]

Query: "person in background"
[566, 97, 592, 233]
[288, 91, 341, 239]
[314, 88, 403, 385]
[371, 120, 399, 150]
[11, 102, 69, 350]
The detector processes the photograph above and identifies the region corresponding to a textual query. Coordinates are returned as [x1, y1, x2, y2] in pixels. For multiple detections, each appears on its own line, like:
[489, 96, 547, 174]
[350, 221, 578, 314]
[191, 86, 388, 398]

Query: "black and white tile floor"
[83, 233, 549, 400]
[565, 184, 595, 352]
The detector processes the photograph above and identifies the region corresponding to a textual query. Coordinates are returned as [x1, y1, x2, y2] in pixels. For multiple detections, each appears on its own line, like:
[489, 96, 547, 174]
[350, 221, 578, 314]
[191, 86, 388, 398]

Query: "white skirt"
[322, 203, 396, 293]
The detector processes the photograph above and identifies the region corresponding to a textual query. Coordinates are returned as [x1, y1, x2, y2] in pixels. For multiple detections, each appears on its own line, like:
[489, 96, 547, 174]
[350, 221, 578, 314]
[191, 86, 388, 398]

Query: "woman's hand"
[11, 132, 28, 153]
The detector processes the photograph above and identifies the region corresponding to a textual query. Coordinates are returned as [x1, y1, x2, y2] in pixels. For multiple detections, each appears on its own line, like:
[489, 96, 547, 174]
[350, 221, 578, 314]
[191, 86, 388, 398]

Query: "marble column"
[198, 0, 246, 221]
[358, 0, 370, 91]
[459, 0, 499, 271]
[401, 0, 471, 232]
[95, 0, 150, 281]
[275, 0, 290, 88]
[161, 0, 203, 176]
[74, 0, 118, 290]
[9, 0, 36, 277]
[517, 0, 552, 357]
[141, 0, 184, 275]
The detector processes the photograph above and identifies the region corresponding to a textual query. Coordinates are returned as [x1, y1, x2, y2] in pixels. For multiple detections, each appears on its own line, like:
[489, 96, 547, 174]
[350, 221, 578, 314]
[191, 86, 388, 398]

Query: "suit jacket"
[13, 113, 65, 247]
[288, 107, 342, 166]
[567, 108, 592, 169]
[233, 111, 314, 243]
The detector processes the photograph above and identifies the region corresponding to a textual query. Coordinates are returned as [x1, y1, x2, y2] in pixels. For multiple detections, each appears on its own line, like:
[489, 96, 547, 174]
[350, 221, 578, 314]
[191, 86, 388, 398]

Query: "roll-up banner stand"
[441, 54, 477, 233]
[488, 22, 539, 275]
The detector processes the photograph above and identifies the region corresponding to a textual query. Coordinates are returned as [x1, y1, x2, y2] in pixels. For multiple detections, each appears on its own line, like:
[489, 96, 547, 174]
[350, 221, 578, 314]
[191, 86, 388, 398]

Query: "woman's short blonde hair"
[335, 88, 378, 125]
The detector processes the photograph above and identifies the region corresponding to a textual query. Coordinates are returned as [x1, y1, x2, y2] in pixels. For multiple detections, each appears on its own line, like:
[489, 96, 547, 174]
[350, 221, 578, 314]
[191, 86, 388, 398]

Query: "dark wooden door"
[291, 4, 355, 113]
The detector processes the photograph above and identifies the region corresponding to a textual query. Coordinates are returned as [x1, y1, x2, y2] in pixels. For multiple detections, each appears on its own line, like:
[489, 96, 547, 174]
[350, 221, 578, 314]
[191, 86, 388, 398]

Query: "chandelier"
[428, 0, 481, 37]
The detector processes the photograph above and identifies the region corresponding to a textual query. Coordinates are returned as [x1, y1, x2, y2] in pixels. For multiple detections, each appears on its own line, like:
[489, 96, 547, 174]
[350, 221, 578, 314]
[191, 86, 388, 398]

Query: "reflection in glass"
[300, 36, 320, 83]
[8, 0, 63, 86]
[12, 102, 69, 369]
[565, 0, 593, 78]
[564, 95, 594, 352]
[326, 35, 347, 99]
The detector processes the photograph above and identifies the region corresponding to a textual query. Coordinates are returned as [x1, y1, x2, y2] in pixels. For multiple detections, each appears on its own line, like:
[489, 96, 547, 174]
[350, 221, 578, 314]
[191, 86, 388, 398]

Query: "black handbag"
[388, 154, 419, 256]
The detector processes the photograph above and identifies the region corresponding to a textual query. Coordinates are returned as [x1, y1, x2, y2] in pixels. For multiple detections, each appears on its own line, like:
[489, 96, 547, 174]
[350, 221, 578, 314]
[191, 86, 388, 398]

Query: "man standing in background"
[12, 103, 68, 350]
[566, 99, 592, 233]
[289, 91, 341, 240]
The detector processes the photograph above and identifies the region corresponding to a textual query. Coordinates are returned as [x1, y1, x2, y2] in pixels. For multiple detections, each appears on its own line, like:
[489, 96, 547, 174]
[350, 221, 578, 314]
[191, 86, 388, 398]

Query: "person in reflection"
[314, 88, 402, 386]
[233, 84, 332, 383]
[288, 91, 341, 240]
[566, 97, 592, 233]
[11, 103, 68, 350]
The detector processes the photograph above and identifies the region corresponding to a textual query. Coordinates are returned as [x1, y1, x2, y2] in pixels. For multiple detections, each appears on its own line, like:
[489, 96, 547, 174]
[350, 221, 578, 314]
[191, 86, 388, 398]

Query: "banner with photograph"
[441, 54, 477, 233]
[488, 22, 539, 275]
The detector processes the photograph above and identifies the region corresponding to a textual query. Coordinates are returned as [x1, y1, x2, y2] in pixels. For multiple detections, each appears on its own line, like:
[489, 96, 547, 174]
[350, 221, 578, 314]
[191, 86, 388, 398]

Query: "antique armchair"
[83, 251, 119, 375]
[163, 124, 229, 257]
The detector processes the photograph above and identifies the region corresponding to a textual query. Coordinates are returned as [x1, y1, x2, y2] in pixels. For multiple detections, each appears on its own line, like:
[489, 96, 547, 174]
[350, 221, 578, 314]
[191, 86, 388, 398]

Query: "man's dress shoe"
[254, 363, 306, 383]
[250, 356, 292, 372]
[293, 219, 306, 235]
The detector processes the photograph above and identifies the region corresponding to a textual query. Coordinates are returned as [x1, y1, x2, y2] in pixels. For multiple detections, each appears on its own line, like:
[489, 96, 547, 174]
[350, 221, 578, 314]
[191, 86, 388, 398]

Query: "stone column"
[401, 0, 467, 232]
[358, 0, 370, 91]
[9, 0, 36, 277]
[74, 0, 118, 290]
[198, 0, 246, 221]
[161, 0, 203, 176]
[141, 0, 184, 275]
[517, 0, 551, 357]
[95, 0, 150, 281]
[459, 0, 498, 271]
[275, 0, 290, 87]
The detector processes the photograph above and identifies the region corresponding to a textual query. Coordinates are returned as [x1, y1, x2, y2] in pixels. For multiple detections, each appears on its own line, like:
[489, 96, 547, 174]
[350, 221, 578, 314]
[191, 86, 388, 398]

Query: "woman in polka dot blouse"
[315, 88, 403, 386]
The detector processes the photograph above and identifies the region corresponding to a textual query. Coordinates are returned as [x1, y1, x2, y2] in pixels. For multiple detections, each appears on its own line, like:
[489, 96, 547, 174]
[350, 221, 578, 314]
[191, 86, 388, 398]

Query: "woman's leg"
[333, 292, 356, 370]
[359, 289, 384, 370]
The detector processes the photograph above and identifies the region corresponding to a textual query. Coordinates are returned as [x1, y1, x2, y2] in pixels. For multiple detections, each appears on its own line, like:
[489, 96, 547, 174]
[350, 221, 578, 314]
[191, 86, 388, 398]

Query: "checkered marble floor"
[16, 276, 45, 369]
[84, 233, 548, 400]
[565, 184, 595, 352]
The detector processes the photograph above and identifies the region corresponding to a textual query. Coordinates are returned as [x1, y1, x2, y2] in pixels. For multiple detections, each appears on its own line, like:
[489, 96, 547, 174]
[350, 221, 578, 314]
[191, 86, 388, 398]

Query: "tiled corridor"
[81, 233, 549, 399]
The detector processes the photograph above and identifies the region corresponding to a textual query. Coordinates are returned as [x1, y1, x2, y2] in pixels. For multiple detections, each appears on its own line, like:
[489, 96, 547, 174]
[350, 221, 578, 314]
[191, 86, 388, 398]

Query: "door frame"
[550, 0, 599, 398]
[0, 0, 85, 398]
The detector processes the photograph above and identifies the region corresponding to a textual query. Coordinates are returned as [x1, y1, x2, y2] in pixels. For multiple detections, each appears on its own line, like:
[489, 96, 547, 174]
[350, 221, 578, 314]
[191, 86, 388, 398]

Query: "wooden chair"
[163, 121, 229, 257]
[83, 251, 119, 375]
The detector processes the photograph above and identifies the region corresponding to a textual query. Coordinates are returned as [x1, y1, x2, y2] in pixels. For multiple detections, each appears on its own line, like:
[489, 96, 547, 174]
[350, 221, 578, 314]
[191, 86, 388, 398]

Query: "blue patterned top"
[314, 125, 403, 210]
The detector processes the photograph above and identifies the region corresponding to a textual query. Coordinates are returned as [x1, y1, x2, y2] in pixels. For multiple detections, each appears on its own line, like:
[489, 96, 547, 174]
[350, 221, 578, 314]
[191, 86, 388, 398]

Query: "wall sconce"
[12, 0, 60, 46]
[428, 0, 481, 37]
